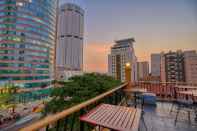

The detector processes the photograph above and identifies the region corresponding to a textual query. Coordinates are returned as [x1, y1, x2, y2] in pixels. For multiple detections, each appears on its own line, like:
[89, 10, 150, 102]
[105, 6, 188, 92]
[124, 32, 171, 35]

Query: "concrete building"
[184, 50, 197, 84]
[161, 51, 185, 82]
[56, 3, 84, 80]
[108, 38, 138, 82]
[137, 61, 149, 80]
[0, 0, 57, 88]
[151, 54, 161, 77]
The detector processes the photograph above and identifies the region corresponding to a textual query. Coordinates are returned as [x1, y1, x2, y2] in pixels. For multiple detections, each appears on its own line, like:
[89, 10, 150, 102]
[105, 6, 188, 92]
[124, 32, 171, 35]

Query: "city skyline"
[0, 1, 197, 130]
[61, 0, 197, 73]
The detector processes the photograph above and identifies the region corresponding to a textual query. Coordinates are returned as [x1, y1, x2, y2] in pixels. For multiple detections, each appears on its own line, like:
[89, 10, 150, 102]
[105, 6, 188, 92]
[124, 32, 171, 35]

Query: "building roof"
[111, 38, 135, 49]
[115, 38, 135, 44]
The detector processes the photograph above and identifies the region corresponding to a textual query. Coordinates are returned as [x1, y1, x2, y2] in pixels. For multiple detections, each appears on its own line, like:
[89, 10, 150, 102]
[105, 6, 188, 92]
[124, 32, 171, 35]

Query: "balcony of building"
[18, 81, 197, 131]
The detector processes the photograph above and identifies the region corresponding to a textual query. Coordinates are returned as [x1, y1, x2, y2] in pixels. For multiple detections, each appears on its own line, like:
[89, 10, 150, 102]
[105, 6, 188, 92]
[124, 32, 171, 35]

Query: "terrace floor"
[139, 102, 197, 131]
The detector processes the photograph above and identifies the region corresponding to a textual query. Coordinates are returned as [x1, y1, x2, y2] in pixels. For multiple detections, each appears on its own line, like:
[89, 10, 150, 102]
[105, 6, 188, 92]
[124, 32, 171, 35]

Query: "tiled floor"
[139, 102, 197, 131]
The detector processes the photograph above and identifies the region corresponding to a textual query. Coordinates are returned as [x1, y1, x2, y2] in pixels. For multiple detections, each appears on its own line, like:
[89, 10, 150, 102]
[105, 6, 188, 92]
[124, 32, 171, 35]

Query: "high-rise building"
[161, 51, 185, 82]
[137, 61, 149, 80]
[0, 0, 57, 88]
[151, 54, 161, 77]
[56, 3, 84, 80]
[184, 50, 197, 84]
[108, 38, 138, 82]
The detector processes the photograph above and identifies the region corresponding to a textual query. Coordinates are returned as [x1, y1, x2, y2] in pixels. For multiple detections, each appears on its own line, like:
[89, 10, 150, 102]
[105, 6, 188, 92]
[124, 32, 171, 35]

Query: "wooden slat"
[121, 108, 134, 129]
[127, 108, 137, 130]
[104, 105, 122, 124]
[102, 104, 119, 124]
[109, 106, 125, 126]
[131, 109, 141, 131]
[116, 107, 130, 129]
[80, 104, 141, 131]
[113, 107, 128, 129]
[96, 105, 113, 122]
[89, 104, 109, 121]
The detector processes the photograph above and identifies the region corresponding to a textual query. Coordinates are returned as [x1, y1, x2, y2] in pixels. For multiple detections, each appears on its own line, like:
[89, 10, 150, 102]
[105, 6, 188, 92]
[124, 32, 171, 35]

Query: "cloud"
[84, 42, 112, 73]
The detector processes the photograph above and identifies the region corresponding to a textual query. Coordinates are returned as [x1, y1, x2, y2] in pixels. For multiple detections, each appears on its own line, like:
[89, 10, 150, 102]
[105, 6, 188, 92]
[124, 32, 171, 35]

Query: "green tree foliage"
[43, 73, 121, 115]
[0, 83, 19, 111]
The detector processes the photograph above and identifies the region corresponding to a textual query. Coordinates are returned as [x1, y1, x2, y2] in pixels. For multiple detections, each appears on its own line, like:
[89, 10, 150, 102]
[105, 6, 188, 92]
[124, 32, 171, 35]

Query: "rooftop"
[10, 82, 197, 131]
[140, 102, 197, 131]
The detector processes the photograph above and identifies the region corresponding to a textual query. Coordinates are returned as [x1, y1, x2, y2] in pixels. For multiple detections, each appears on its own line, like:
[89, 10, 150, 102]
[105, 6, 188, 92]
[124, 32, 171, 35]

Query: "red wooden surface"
[80, 104, 141, 131]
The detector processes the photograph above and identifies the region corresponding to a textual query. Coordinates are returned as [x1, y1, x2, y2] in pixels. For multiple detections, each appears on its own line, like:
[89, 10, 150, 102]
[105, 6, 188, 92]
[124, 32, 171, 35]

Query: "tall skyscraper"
[151, 53, 161, 77]
[184, 50, 197, 84]
[137, 61, 149, 80]
[108, 38, 138, 82]
[56, 3, 84, 80]
[0, 0, 57, 88]
[161, 51, 185, 82]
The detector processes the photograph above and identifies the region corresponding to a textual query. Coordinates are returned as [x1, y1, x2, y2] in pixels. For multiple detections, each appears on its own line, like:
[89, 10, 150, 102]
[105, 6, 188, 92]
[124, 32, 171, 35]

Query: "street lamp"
[125, 62, 131, 82]
[125, 62, 132, 89]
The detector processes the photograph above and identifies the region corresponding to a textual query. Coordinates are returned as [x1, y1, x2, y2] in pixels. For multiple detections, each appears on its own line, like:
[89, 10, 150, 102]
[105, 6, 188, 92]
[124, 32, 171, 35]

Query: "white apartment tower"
[108, 38, 138, 82]
[151, 53, 161, 77]
[56, 3, 84, 80]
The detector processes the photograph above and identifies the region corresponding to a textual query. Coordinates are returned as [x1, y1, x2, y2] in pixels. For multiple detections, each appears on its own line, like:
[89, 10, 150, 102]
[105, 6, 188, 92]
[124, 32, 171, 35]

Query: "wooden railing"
[20, 83, 127, 131]
[134, 81, 197, 101]
[20, 81, 197, 131]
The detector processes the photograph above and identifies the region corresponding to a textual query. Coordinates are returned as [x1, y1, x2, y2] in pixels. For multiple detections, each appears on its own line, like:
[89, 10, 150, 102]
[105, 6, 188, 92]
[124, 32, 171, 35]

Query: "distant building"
[184, 50, 197, 84]
[108, 38, 138, 82]
[161, 51, 185, 82]
[56, 3, 84, 80]
[137, 61, 149, 80]
[151, 54, 161, 77]
[56, 67, 83, 80]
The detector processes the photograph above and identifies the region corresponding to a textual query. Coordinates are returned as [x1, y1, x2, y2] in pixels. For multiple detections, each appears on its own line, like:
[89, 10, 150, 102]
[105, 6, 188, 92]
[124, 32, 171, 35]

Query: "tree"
[0, 84, 19, 112]
[43, 73, 121, 115]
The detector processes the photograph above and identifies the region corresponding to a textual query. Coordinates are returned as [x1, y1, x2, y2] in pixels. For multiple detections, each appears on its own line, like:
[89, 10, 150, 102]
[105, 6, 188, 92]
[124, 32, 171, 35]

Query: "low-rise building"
[137, 61, 149, 80]
[184, 50, 197, 84]
[161, 50, 185, 82]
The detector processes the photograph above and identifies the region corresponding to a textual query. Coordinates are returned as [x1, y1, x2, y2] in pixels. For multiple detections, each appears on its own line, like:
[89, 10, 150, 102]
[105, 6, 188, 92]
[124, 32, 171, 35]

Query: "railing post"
[70, 114, 76, 131]
[80, 109, 85, 131]
[64, 118, 68, 131]
[46, 125, 49, 131]
[115, 92, 118, 104]
[56, 120, 60, 131]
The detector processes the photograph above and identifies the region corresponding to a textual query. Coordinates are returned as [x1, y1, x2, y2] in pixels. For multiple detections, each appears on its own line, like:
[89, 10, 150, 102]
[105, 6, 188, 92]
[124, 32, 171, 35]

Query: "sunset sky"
[60, 0, 197, 73]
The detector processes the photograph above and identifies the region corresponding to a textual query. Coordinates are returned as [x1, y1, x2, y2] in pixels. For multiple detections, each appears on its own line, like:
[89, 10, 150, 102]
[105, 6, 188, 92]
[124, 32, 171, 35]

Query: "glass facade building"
[0, 0, 57, 89]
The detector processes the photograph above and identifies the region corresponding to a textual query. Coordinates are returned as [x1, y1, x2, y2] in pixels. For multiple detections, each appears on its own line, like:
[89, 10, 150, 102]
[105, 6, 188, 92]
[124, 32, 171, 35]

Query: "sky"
[60, 0, 197, 73]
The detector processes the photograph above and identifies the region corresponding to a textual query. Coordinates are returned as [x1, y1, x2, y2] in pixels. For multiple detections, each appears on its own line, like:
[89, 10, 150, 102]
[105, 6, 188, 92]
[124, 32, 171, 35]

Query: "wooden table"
[80, 104, 141, 131]
[124, 88, 147, 108]
[124, 88, 147, 93]
[178, 90, 197, 97]
[177, 85, 197, 90]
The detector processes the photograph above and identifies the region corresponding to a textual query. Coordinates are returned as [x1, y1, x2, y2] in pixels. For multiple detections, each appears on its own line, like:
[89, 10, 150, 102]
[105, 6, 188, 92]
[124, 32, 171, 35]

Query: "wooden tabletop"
[80, 104, 141, 131]
[178, 90, 197, 97]
[177, 85, 197, 89]
[124, 88, 147, 93]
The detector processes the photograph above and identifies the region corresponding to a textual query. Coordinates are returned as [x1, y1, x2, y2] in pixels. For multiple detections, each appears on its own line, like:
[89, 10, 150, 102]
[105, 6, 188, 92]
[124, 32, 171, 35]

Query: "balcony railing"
[20, 81, 197, 131]
[135, 81, 197, 101]
[20, 83, 127, 131]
